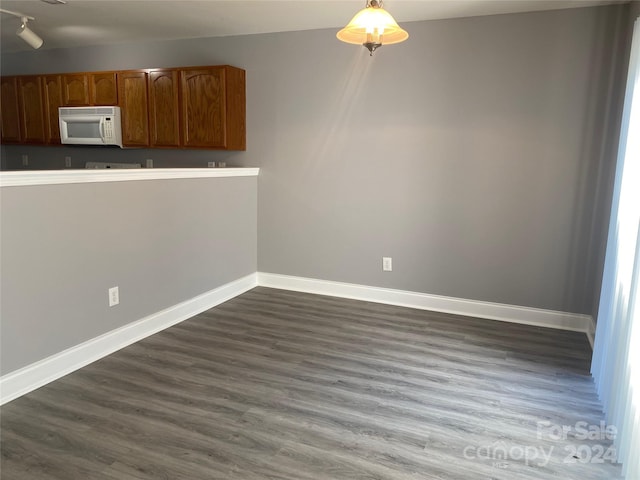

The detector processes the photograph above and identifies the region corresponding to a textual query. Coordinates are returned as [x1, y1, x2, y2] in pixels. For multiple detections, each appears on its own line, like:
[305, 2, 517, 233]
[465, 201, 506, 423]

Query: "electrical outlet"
[208, 161, 216, 168]
[383, 257, 393, 272]
[108, 286, 119, 307]
[21, 154, 28, 166]
[65, 156, 72, 168]
[146, 159, 153, 168]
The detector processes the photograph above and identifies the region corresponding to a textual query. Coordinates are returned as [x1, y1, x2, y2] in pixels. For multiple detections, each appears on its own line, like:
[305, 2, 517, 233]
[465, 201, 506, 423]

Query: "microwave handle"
[99, 117, 106, 142]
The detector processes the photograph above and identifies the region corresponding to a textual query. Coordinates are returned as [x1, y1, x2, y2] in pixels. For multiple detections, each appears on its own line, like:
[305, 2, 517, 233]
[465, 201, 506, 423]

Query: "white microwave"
[59, 106, 123, 148]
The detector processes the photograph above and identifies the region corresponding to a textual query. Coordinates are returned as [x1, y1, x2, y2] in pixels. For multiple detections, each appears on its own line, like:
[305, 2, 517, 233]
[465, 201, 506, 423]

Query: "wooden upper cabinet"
[180, 68, 225, 148]
[222, 66, 246, 151]
[148, 70, 180, 147]
[179, 66, 245, 150]
[17, 76, 46, 144]
[62, 74, 90, 106]
[62, 72, 117, 106]
[90, 72, 118, 105]
[118, 71, 149, 147]
[1, 77, 21, 143]
[42, 75, 64, 144]
[2, 65, 245, 150]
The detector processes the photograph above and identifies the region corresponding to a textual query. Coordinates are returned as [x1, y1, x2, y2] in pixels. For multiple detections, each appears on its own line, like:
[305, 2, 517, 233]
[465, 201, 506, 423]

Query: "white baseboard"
[257, 272, 594, 334]
[0, 273, 258, 406]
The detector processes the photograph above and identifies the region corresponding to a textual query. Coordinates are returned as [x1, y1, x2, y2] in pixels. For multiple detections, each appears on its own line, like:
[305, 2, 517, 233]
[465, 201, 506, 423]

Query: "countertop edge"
[0, 168, 260, 187]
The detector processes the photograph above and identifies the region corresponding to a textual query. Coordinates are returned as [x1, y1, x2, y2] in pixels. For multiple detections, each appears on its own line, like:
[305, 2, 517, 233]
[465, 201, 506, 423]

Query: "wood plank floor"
[1, 287, 623, 479]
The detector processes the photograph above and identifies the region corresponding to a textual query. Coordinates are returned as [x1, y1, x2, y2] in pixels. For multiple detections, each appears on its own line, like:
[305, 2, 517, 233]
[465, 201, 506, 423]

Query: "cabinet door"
[1, 77, 21, 143]
[42, 75, 63, 144]
[90, 72, 117, 105]
[118, 71, 149, 147]
[17, 76, 46, 144]
[62, 74, 90, 106]
[148, 70, 180, 147]
[180, 68, 226, 148]
[223, 66, 246, 151]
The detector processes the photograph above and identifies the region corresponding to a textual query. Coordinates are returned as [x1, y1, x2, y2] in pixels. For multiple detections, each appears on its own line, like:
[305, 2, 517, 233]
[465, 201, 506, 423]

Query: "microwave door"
[61, 116, 103, 144]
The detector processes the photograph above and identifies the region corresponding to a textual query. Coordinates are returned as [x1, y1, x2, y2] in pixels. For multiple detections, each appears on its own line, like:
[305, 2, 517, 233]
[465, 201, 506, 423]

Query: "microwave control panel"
[104, 118, 115, 141]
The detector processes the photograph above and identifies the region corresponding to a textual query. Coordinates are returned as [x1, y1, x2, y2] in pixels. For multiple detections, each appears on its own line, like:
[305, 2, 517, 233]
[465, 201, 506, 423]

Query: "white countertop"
[0, 168, 260, 187]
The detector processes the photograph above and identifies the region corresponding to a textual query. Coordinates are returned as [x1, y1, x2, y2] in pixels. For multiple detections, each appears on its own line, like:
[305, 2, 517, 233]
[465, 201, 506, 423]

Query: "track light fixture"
[17, 17, 44, 49]
[0, 8, 44, 49]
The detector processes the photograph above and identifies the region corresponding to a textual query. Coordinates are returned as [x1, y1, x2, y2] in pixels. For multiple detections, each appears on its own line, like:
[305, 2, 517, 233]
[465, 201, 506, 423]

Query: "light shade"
[337, 0, 408, 55]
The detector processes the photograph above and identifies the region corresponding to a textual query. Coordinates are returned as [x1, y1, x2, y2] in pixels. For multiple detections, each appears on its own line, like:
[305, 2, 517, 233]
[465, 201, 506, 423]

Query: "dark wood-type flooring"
[1, 287, 623, 479]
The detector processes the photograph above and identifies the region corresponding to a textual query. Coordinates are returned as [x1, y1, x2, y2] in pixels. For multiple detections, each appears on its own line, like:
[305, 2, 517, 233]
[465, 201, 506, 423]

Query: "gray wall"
[1, 5, 631, 318]
[0, 176, 257, 374]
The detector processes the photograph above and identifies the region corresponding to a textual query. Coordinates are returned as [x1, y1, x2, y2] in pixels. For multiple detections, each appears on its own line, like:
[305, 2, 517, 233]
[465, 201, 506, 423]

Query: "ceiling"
[0, 0, 626, 54]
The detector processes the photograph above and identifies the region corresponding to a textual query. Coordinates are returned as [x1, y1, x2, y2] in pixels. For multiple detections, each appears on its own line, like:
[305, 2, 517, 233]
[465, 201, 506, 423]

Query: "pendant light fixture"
[337, 0, 408, 56]
[0, 8, 44, 49]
